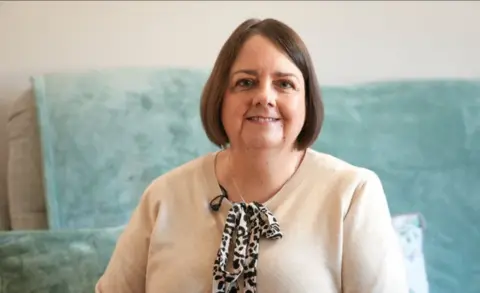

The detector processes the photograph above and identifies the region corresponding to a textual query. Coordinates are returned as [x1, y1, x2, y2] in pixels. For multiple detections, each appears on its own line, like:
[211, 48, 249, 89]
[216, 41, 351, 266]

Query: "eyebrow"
[232, 69, 299, 80]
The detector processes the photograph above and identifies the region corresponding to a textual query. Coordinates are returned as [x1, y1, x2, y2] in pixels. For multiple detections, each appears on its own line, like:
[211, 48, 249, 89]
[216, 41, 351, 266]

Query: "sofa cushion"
[393, 213, 429, 293]
[0, 226, 123, 293]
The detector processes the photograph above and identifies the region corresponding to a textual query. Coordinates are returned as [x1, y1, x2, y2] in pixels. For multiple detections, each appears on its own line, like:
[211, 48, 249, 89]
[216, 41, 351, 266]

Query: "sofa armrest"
[0, 226, 124, 293]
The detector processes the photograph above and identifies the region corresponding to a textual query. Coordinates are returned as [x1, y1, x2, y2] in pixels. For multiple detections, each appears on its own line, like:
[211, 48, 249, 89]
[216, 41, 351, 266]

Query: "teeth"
[249, 117, 277, 122]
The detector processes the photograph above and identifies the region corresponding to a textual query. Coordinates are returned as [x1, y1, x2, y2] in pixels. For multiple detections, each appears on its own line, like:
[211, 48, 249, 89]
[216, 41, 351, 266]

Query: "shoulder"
[303, 148, 385, 213]
[119, 152, 216, 234]
[147, 152, 215, 192]
[129, 152, 215, 223]
[305, 148, 381, 186]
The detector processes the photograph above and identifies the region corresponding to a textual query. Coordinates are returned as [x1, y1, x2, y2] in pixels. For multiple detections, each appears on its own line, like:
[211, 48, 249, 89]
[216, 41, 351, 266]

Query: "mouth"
[246, 116, 281, 123]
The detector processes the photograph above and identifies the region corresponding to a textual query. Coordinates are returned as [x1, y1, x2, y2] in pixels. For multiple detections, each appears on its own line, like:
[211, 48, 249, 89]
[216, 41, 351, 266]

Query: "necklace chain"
[227, 150, 303, 204]
[229, 152, 248, 203]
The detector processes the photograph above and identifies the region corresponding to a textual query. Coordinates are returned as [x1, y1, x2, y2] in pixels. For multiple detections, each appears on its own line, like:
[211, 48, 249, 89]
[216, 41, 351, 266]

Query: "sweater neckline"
[203, 148, 314, 212]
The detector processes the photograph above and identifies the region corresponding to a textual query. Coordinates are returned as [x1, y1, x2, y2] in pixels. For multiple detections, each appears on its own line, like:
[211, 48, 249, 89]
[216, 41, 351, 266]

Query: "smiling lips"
[246, 116, 281, 124]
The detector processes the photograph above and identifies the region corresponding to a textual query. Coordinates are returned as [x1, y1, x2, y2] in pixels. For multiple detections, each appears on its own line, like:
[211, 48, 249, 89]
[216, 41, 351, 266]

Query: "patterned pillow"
[392, 213, 429, 293]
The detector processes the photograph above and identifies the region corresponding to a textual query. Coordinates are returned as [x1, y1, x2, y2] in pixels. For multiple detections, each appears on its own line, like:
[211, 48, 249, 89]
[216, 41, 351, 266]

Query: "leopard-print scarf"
[212, 202, 282, 293]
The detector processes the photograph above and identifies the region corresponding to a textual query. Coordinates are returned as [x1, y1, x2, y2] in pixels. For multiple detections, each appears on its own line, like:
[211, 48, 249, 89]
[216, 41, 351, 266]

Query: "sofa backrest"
[6, 67, 480, 293]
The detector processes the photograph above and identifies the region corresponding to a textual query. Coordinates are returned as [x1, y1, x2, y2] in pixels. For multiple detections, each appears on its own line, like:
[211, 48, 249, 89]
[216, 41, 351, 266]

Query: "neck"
[226, 147, 305, 203]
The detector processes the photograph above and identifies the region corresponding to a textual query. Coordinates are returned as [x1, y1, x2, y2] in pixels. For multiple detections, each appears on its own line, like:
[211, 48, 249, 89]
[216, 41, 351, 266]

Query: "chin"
[242, 136, 285, 150]
[245, 143, 280, 150]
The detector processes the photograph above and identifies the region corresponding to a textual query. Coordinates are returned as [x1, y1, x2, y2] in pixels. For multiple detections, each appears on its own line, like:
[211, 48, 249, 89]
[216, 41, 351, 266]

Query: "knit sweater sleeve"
[95, 182, 160, 293]
[341, 169, 410, 293]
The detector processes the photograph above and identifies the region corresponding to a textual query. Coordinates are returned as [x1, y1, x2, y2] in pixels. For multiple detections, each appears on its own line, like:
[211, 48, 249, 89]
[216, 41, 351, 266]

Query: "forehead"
[230, 34, 302, 77]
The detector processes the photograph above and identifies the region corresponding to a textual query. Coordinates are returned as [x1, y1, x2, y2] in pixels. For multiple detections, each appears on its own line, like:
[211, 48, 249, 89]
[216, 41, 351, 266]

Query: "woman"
[95, 18, 409, 293]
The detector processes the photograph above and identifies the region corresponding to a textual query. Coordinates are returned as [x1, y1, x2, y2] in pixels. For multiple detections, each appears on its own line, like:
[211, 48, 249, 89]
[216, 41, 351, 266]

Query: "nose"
[252, 82, 276, 107]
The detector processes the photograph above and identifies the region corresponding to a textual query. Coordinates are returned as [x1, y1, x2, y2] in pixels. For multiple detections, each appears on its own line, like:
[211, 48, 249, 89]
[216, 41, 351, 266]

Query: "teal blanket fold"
[33, 68, 217, 230]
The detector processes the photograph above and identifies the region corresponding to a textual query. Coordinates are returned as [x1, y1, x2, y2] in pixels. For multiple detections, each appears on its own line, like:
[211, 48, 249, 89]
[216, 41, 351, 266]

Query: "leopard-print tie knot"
[212, 202, 282, 293]
[246, 202, 282, 240]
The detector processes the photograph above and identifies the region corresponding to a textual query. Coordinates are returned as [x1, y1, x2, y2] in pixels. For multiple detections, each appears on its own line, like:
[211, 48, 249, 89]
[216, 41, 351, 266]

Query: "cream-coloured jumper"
[95, 148, 409, 293]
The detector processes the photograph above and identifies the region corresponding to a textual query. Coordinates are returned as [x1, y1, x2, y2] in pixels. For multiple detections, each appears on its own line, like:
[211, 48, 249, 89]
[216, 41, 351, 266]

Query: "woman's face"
[222, 35, 306, 151]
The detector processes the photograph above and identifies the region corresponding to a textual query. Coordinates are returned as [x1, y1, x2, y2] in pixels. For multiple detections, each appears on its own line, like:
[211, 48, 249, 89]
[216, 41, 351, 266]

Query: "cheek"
[280, 95, 306, 124]
[221, 95, 245, 128]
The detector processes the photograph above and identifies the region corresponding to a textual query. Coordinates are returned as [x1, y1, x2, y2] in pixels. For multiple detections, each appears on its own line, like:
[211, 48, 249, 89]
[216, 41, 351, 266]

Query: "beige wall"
[1, 1, 479, 224]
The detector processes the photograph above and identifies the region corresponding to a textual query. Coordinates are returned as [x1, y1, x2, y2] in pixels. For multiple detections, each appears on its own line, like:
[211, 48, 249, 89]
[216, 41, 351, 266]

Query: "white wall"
[1, 1, 479, 223]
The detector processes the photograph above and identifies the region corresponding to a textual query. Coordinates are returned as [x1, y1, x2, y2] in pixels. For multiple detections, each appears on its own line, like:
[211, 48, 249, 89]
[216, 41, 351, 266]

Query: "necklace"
[228, 152, 248, 203]
[227, 150, 304, 204]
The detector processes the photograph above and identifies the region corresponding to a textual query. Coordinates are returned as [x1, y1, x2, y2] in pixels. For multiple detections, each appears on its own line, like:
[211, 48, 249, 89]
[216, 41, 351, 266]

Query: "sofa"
[2, 67, 479, 293]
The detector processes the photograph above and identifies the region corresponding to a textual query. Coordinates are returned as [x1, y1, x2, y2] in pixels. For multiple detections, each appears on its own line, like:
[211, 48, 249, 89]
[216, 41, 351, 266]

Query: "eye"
[235, 78, 255, 88]
[276, 80, 295, 90]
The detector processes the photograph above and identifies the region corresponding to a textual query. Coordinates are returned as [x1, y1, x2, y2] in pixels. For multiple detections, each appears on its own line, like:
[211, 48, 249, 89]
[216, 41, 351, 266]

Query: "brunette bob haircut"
[200, 18, 324, 150]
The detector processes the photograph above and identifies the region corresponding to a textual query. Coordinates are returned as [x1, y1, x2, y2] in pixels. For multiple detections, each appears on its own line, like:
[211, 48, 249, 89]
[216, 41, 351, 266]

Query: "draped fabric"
[212, 202, 282, 293]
